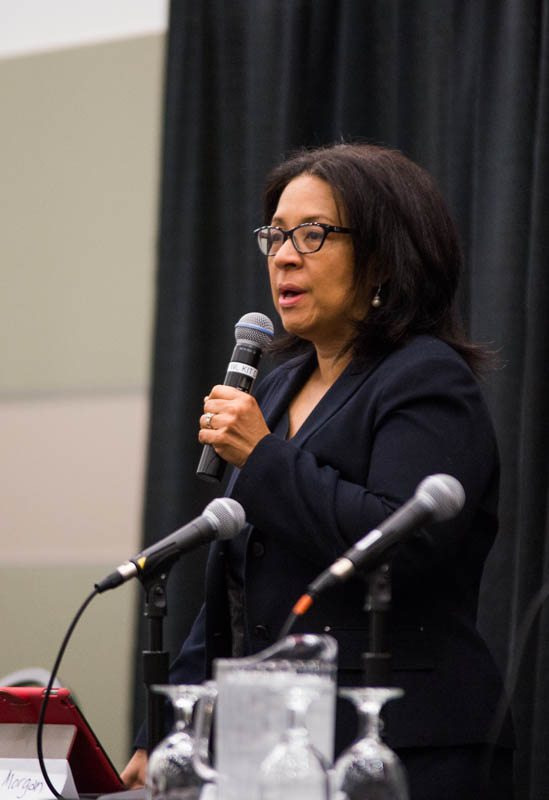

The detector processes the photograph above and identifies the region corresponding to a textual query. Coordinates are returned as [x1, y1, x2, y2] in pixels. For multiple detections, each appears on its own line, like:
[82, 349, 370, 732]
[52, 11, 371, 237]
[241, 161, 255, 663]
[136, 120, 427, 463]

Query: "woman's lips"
[278, 286, 306, 308]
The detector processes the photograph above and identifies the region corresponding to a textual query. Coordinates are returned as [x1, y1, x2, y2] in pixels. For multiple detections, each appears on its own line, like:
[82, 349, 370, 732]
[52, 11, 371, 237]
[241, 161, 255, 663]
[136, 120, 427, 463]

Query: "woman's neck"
[314, 344, 352, 387]
[286, 345, 351, 438]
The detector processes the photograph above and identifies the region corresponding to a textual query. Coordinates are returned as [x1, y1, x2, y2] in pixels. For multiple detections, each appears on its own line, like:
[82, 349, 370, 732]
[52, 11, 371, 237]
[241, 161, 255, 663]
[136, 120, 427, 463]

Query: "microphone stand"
[140, 566, 172, 753]
[362, 563, 392, 687]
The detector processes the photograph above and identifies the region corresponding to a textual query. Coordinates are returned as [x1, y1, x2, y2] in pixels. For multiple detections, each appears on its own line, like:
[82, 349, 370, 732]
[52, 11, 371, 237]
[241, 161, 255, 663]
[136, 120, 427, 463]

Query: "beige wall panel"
[0, 392, 148, 564]
[0, 34, 164, 394]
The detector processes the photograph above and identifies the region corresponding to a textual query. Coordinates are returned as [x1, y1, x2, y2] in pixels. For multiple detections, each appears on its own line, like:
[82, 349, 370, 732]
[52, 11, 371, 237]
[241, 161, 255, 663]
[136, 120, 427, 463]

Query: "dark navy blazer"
[168, 335, 512, 750]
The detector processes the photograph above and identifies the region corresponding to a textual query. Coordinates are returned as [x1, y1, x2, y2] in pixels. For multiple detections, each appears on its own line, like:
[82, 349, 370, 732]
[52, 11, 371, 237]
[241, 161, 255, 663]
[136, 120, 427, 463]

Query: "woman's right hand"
[121, 748, 147, 789]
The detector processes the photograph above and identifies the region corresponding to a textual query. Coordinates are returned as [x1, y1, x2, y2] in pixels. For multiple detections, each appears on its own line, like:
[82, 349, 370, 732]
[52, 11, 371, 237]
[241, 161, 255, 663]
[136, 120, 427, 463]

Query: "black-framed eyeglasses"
[253, 222, 354, 256]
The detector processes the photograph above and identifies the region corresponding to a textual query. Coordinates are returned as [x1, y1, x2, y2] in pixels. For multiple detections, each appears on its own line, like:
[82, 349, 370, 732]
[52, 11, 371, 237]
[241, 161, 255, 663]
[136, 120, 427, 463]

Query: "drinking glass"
[259, 683, 331, 800]
[334, 687, 409, 800]
[192, 633, 337, 800]
[146, 684, 210, 800]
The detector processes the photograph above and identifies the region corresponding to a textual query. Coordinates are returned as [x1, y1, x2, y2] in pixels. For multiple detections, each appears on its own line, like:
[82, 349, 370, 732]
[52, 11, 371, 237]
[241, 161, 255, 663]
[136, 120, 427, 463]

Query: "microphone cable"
[278, 593, 315, 639]
[36, 588, 99, 800]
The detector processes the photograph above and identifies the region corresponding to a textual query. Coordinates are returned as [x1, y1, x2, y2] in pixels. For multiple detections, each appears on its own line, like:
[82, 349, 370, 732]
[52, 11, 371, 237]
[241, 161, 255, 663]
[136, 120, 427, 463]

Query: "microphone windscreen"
[416, 474, 465, 523]
[203, 497, 246, 539]
[234, 313, 274, 348]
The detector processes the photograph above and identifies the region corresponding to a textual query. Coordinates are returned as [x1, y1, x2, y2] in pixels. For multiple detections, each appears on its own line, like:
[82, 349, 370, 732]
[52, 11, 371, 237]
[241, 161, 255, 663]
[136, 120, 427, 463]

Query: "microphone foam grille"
[235, 312, 274, 349]
[416, 474, 466, 523]
[204, 498, 246, 539]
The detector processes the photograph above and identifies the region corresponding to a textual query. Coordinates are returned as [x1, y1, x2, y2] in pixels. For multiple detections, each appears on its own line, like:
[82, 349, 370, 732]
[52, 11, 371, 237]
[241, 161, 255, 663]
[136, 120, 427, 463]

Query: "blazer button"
[251, 541, 265, 558]
[253, 624, 270, 640]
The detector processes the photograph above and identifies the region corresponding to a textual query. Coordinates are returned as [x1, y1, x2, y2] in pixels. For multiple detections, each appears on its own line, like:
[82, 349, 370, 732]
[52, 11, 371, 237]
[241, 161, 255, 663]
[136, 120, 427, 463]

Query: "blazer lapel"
[224, 351, 386, 496]
[289, 353, 387, 448]
[260, 353, 316, 429]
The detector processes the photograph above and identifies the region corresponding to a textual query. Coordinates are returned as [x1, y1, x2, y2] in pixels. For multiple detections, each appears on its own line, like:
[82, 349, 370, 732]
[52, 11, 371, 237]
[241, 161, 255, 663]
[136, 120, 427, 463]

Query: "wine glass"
[334, 687, 409, 800]
[258, 682, 331, 800]
[146, 684, 210, 800]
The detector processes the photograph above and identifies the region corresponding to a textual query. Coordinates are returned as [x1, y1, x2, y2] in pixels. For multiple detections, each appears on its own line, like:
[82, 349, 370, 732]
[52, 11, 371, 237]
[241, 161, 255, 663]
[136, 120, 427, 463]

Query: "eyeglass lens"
[258, 224, 326, 255]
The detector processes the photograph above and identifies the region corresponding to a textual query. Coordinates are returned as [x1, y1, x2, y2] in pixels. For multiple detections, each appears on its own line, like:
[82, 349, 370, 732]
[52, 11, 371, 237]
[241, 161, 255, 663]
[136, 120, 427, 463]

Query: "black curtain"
[132, 1, 549, 796]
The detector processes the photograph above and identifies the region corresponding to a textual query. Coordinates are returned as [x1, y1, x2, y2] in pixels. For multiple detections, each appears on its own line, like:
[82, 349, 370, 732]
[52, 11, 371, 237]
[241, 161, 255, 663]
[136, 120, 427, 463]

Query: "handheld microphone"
[196, 312, 274, 482]
[95, 498, 245, 593]
[286, 474, 465, 622]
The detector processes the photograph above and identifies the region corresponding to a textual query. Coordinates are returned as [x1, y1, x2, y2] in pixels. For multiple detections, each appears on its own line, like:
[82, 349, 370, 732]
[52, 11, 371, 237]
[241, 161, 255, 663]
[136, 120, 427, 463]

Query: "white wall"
[0, 0, 168, 57]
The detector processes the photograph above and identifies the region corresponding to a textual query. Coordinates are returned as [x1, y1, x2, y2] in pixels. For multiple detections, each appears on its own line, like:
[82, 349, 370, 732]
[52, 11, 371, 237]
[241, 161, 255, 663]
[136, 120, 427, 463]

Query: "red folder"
[0, 687, 123, 795]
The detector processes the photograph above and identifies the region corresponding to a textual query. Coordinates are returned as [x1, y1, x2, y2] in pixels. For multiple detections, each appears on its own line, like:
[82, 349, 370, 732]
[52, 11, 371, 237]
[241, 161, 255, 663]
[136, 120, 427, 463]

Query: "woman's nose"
[273, 236, 302, 267]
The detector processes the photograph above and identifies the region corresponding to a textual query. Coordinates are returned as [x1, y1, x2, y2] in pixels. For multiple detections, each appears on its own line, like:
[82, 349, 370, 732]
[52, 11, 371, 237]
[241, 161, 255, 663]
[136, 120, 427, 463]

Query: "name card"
[0, 759, 78, 800]
[0, 724, 78, 800]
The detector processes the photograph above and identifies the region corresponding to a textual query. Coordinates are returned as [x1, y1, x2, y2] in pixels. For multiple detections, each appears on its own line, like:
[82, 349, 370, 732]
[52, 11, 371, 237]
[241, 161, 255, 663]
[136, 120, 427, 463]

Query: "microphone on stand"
[280, 474, 465, 632]
[95, 497, 245, 593]
[196, 312, 274, 482]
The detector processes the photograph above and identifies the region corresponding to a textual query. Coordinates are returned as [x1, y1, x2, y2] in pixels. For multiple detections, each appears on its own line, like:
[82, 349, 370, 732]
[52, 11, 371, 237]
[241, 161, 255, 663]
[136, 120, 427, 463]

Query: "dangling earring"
[371, 285, 382, 308]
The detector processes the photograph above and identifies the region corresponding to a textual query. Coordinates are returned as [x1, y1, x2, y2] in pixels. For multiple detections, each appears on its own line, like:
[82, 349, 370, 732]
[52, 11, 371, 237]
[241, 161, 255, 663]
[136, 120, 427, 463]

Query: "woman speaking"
[124, 143, 514, 799]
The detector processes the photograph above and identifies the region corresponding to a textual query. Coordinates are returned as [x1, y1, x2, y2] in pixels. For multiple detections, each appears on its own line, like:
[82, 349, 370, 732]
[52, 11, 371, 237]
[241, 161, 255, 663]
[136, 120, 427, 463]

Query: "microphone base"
[196, 472, 221, 483]
[196, 444, 226, 483]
